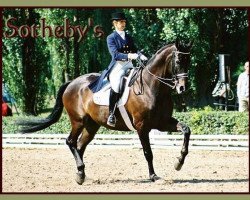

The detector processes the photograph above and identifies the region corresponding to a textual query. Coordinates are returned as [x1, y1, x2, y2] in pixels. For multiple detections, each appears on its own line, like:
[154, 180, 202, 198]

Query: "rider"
[106, 12, 147, 127]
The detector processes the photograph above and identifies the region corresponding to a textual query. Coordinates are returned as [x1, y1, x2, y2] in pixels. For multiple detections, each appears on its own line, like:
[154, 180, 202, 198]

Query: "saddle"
[93, 68, 135, 106]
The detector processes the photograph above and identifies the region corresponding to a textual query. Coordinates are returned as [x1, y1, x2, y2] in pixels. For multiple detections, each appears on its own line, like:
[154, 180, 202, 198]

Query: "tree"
[3, 8, 51, 115]
[2, 8, 248, 114]
[157, 8, 248, 106]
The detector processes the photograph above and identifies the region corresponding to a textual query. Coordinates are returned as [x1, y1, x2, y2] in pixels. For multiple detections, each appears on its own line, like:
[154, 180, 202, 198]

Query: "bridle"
[145, 50, 190, 89]
[131, 48, 190, 95]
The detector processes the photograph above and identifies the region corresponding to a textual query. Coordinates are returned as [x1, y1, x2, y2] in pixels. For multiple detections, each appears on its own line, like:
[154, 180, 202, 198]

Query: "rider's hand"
[128, 53, 139, 60]
[140, 54, 148, 61]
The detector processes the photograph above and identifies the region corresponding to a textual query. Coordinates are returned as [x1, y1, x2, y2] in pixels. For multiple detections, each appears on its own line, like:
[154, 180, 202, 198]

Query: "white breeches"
[109, 61, 134, 93]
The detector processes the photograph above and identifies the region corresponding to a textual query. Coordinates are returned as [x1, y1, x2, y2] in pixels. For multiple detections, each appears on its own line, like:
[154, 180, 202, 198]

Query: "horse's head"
[144, 40, 192, 94]
[172, 40, 193, 94]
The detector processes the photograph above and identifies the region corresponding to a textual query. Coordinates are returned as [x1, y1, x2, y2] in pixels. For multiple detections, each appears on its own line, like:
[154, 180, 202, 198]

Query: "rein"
[129, 58, 145, 95]
[144, 50, 190, 89]
[146, 67, 177, 89]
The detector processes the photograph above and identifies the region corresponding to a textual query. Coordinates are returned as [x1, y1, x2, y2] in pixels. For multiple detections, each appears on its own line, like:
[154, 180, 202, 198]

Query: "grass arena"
[2, 145, 248, 193]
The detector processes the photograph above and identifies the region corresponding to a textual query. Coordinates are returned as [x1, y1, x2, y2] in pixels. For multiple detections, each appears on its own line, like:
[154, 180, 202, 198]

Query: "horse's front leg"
[167, 117, 191, 171]
[138, 130, 160, 182]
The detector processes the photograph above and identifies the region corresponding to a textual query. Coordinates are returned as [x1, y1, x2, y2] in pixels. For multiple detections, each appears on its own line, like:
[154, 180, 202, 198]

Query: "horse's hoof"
[150, 174, 161, 182]
[75, 172, 85, 185]
[174, 160, 183, 171]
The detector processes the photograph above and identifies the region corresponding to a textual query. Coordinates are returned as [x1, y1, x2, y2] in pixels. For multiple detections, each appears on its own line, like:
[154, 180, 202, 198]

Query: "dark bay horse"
[19, 40, 192, 185]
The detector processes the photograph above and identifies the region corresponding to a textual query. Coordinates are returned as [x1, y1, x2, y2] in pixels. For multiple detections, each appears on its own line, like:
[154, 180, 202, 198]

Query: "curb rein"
[139, 50, 190, 90]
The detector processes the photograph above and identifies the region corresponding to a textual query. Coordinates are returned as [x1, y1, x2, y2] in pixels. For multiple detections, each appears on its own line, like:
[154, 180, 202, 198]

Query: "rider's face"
[113, 20, 126, 31]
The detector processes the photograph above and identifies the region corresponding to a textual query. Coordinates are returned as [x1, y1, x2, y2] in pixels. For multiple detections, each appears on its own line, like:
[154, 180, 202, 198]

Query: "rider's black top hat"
[111, 12, 127, 21]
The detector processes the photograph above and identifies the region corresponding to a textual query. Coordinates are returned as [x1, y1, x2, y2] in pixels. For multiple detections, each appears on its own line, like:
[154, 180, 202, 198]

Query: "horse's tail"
[17, 82, 71, 133]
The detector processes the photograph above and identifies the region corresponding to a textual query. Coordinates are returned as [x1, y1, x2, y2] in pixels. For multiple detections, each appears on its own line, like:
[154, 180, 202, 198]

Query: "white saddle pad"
[93, 68, 135, 107]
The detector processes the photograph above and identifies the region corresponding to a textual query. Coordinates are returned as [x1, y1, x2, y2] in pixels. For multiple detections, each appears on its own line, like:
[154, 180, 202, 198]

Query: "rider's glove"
[140, 54, 148, 61]
[128, 53, 139, 60]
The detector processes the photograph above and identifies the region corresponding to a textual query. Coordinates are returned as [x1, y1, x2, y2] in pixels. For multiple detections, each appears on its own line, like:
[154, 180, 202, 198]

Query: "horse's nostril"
[180, 86, 185, 92]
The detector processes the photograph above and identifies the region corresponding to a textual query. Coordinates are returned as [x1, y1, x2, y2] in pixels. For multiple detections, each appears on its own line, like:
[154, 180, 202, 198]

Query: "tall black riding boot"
[107, 89, 120, 127]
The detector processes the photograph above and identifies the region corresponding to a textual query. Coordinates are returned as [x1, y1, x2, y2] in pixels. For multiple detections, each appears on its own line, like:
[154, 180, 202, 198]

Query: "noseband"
[145, 50, 190, 89]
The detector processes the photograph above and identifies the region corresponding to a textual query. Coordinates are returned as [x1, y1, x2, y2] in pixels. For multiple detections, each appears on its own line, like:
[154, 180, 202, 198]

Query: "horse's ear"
[175, 38, 180, 49]
[187, 40, 194, 49]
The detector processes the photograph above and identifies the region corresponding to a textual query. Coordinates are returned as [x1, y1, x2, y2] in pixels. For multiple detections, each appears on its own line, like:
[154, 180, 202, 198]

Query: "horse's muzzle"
[176, 85, 185, 94]
[176, 79, 186, 94]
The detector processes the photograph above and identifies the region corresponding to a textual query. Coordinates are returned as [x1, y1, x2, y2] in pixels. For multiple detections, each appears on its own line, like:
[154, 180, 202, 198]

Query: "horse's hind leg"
[167, 117, 191, 171]
[66, 120, 85, 184]
[76, 118, 100, 184]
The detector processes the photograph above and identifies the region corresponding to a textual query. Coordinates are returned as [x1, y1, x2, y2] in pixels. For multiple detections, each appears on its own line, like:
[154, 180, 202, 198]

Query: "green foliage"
[3, 9, 51, 113]
[157, 8, 199, 42]
[3, 10, 24, 110]
[156, 8, 248, 107]
[125, 9, 164, 55]
[3, 111, 248, 135]
[173, 111, 248, 135]
[3, 8, 113, 114]
[2, 8, 248, 114]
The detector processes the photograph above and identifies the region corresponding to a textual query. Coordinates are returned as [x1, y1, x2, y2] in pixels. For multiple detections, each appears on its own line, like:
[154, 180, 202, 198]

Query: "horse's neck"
[141, 64, 172, 99]
[132, 45, 174, 106]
